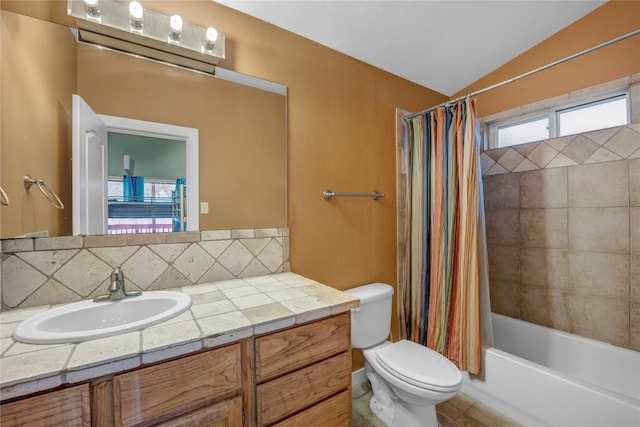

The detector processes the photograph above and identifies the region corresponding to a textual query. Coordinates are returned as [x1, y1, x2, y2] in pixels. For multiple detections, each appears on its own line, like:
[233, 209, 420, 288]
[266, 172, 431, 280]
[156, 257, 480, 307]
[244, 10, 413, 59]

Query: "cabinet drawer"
[256, 351, 351, 426]
[114, 344, 240, 426]
[271, 389, 351, 427]
[1, 384, 91, 427]
[153, 396, 242, 427]
[255, 313, 350, 382]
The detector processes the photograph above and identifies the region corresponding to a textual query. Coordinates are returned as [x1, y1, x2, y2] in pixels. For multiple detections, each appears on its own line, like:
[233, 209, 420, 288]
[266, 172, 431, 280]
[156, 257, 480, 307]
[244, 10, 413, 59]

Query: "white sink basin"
[13, 291, 192, 344]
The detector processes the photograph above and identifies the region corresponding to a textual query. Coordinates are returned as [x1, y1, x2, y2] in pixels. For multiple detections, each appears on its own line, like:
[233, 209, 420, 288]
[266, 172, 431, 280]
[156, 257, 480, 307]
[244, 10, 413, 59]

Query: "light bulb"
[129, 1, 144, 32]
[168, 14, 183, 42]
[203, 27, 218, 51]
[129, 1, 143, 19]
[83, 0, 100, 19]
[169, 15, 183, 32]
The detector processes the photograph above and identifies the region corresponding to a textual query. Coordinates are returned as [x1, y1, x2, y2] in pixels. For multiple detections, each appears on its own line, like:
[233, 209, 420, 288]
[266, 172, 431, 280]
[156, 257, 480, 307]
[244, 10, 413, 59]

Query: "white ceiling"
[215, 0, 606, 96]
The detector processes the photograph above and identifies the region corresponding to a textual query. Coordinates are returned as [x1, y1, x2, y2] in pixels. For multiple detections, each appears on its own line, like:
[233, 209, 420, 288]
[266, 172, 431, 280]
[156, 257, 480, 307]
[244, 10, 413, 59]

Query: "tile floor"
[352, 382, 522, 427]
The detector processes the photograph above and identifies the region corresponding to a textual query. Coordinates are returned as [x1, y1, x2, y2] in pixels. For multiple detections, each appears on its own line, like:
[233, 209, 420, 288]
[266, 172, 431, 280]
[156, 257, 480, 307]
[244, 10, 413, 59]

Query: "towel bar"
[323, 189, 384, 201]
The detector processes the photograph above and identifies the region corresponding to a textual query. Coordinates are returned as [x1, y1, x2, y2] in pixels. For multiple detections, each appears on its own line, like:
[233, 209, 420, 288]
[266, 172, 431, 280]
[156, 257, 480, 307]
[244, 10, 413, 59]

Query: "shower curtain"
[399, 99, 490, 375]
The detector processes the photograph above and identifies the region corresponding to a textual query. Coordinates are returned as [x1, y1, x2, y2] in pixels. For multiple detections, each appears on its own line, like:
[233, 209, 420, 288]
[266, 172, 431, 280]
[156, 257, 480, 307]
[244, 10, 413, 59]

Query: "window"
[107, 177, 177, 234]
[108, 178, 176, 201]
[486, 91, 629, 149]
[557, 95, 628, 136]
[497, 117, 549, 148]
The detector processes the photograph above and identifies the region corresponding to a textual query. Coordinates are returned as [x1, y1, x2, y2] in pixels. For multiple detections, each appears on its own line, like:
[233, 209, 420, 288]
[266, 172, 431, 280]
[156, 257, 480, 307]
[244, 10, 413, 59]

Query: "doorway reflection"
[106, 132, 187, 234]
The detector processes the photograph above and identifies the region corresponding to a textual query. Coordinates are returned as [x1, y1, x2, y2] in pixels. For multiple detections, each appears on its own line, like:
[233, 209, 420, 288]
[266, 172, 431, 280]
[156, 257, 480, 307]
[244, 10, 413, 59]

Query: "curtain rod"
[404, 28, 640, 121]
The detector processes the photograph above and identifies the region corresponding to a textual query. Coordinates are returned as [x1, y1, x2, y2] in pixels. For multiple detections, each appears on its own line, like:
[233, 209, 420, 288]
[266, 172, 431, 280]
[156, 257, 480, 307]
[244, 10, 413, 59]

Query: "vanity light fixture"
[68, 0, 225, 74]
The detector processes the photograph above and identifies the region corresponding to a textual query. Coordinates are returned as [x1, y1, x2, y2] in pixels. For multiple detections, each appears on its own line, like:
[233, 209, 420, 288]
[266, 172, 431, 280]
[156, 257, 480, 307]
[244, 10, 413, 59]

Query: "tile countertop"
[0, 272, 359, 401]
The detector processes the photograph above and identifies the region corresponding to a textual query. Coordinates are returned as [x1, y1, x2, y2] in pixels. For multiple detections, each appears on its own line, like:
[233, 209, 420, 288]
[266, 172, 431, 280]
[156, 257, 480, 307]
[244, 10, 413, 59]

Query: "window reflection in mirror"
[106, 132, 186, 235]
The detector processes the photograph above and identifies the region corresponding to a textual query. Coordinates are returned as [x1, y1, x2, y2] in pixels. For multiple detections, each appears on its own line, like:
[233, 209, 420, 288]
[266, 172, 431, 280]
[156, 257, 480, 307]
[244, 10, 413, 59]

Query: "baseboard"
[352, 368, 367, 386]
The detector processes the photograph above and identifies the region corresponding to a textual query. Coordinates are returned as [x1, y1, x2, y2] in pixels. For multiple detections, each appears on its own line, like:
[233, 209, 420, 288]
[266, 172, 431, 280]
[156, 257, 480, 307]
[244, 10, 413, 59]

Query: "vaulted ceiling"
[215, 1, 606, 96]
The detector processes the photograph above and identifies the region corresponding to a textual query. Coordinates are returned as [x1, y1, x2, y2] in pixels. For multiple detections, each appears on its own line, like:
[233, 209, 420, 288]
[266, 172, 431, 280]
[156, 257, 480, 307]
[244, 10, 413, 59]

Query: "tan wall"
[0, 10, 76, 237]
[454, 1, 640, 118]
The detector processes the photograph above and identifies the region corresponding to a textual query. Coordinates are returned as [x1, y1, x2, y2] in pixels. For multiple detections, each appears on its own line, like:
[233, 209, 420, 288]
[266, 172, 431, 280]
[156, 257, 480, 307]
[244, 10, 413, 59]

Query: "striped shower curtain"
[399, 99, 486, 374]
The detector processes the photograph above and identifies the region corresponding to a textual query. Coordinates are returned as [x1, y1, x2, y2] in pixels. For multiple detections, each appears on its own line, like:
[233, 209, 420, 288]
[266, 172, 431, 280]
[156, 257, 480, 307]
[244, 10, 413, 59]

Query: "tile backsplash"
[0, 228, 289, 311]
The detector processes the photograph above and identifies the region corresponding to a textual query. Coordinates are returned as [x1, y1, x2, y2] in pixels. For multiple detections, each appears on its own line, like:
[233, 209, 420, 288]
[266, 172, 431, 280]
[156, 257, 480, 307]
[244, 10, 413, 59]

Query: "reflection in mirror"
[0, 9, 287, 239]
[107, 133, 187, 234]
[72, 95, 199, 236]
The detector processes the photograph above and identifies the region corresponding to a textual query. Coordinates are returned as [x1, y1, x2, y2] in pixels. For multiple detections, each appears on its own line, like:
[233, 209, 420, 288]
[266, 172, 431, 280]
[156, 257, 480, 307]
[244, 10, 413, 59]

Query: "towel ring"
[24, 175, 64, 210]
[0, 186, 9, 206]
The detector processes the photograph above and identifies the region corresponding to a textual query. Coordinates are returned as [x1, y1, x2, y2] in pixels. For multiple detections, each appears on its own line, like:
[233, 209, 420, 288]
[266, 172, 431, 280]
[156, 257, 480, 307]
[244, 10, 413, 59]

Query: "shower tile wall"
[483, 124, 640, 351]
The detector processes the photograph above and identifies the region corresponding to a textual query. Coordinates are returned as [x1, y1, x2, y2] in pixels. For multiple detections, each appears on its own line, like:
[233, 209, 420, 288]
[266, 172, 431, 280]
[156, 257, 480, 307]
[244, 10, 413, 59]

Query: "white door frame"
[72, 95, 109, 236]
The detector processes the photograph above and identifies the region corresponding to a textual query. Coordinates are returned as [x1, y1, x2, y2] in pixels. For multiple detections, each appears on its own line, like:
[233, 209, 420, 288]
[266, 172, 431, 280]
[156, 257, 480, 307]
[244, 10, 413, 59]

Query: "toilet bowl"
[346, 284, 462, 427]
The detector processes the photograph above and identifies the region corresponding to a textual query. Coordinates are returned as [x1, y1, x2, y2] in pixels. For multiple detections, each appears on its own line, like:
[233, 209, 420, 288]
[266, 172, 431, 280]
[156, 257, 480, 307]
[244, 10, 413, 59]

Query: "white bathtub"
[461, 313, 640, 427]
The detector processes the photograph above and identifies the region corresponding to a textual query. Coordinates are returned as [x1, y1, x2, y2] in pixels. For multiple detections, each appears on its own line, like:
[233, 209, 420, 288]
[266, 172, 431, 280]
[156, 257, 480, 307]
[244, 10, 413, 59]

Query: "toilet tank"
[344, 283, 394, 349]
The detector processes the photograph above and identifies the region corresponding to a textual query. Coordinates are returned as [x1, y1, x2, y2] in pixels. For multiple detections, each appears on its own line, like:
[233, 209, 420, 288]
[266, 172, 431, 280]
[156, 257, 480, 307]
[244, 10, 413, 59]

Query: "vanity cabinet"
[0, 314, 352, 427]
[254, 313, 352, 426]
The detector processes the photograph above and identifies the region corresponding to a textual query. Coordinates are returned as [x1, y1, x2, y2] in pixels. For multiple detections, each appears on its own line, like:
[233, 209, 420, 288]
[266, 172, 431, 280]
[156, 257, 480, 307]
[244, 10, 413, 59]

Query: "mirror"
[0, 9, 287, 239]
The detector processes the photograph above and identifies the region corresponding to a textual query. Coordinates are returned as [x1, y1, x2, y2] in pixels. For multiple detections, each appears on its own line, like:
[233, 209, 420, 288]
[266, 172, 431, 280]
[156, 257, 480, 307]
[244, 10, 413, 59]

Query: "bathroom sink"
[13, 291, 192, 344]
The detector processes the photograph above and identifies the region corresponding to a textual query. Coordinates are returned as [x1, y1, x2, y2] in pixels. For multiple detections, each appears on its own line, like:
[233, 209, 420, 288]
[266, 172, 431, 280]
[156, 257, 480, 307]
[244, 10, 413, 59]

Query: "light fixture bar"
[68, 0, 225, 74]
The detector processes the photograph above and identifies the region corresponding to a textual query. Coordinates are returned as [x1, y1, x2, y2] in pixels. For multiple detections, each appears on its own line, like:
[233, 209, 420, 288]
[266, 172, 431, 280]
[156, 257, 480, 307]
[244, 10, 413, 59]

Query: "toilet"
[345, 283, 462, 427]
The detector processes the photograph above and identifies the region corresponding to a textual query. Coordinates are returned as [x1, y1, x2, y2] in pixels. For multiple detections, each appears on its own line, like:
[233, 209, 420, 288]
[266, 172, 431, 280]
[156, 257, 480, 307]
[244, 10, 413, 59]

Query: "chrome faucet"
[94, 267, 142, 302]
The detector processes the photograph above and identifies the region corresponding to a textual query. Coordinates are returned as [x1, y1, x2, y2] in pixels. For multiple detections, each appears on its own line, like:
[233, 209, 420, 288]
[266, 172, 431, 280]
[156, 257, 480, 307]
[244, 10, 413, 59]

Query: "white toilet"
[346, 283, 462, 427]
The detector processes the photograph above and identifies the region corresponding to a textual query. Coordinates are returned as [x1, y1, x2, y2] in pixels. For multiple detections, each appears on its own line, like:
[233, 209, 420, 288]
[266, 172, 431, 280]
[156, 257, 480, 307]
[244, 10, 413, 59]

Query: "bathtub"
[461, 313, 640, 427]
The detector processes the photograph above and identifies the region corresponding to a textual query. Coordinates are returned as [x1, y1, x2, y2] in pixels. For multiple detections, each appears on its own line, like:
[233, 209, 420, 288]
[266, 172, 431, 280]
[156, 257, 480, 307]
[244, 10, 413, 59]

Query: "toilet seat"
[374, 340, 462, 392]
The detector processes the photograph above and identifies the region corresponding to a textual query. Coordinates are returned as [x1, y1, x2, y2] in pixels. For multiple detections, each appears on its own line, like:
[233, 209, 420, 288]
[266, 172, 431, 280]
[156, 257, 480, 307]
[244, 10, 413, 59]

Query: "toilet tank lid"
[344, 283, 394, 303]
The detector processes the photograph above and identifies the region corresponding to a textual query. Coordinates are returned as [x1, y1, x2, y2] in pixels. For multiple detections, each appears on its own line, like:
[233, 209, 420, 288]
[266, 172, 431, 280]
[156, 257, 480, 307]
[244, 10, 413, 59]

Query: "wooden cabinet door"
[0, 384, 91, 427]
[114, 344, 241, 426]
[153, 396, 243, 427]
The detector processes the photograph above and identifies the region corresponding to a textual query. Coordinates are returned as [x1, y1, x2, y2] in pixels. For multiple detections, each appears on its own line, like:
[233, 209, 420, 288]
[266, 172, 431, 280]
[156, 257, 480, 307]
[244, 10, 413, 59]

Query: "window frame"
[492, 114, 553, 149]
[484, 89, 629, 150]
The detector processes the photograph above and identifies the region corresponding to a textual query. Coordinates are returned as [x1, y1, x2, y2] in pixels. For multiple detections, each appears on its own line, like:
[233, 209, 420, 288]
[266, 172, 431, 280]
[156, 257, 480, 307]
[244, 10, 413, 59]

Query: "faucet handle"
[111, 267, 124, 282]
[94, 267, 140, 302]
